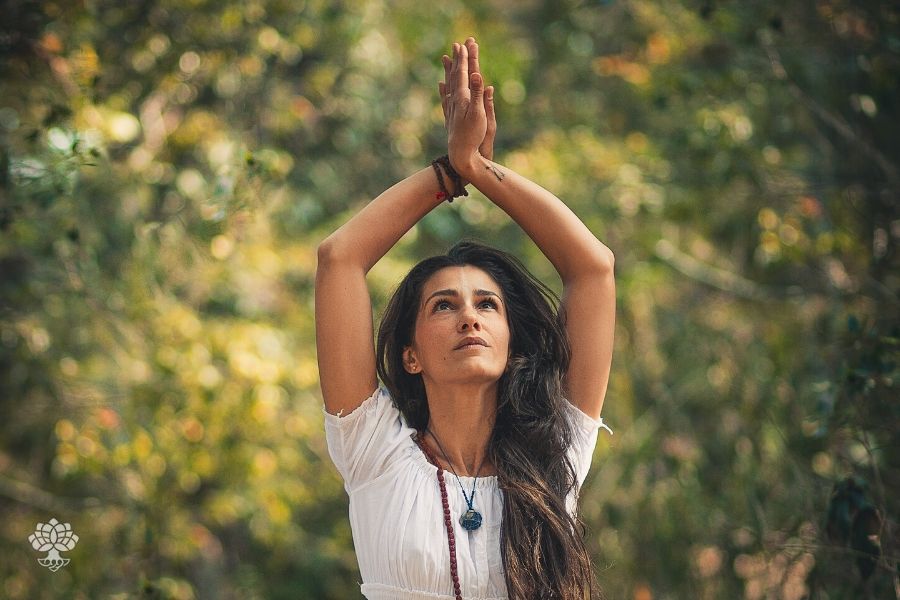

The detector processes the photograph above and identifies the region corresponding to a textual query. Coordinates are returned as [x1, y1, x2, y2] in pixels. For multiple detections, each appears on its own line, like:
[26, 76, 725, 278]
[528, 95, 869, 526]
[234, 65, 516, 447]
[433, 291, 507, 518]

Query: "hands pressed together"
[439, 37, 497, 177]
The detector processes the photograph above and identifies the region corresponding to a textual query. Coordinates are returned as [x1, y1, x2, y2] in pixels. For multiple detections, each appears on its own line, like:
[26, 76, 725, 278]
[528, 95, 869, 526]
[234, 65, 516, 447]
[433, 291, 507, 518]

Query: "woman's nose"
[457, 305, 481, 330]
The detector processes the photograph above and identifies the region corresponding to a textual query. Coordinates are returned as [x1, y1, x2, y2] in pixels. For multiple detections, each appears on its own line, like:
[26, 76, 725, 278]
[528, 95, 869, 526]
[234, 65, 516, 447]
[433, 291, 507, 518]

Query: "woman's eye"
[433, 299, 497, 311]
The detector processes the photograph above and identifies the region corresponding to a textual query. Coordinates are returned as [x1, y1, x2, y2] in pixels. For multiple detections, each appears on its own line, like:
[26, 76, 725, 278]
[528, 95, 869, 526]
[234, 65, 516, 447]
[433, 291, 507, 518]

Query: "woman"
[315, 37, 615, 600]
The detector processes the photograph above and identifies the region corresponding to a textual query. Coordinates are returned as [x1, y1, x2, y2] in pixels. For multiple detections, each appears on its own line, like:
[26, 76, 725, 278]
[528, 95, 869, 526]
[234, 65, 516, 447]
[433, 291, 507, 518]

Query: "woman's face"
[403, 265, 511, 385]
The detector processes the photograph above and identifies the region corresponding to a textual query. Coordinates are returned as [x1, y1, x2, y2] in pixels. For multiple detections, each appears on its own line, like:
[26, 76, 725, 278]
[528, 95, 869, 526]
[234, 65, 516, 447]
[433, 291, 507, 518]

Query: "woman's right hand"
[439, 37, 496, 166]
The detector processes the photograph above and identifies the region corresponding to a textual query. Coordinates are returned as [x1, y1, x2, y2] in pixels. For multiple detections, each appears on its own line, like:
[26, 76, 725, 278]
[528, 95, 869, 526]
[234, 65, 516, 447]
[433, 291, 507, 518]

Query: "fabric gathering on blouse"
[323, 386, 613, 600]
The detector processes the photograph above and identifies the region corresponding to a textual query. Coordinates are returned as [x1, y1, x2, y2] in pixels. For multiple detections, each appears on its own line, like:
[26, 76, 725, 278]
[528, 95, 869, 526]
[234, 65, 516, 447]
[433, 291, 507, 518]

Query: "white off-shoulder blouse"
[323, 386, 612, 600]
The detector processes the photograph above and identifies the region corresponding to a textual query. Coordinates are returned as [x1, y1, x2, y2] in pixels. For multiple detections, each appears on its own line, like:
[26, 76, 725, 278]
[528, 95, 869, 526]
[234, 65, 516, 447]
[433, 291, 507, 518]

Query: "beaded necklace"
[415, 431, 465, 600]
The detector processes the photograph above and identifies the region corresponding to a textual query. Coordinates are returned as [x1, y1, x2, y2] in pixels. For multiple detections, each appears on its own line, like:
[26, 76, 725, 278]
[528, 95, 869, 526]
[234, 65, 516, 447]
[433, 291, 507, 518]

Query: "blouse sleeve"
[323, 386, 413, 494]
[564, 400, 613, 489]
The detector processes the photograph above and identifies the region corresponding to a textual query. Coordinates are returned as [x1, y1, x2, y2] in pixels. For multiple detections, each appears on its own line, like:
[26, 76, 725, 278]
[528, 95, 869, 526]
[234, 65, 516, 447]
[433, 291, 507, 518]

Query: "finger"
[439, 82, 449, 124]
[455, 42, 469, 97]
[450, 43, 460, 92]
[466, 38, 480, 81]
[469, 72, 483, 98]
[442, 54, 452, 87]
[466, 73, 487, 130]
[441, 54, 453, 116]
[484, 85, 496, 132]
[480, 88, 495, 161]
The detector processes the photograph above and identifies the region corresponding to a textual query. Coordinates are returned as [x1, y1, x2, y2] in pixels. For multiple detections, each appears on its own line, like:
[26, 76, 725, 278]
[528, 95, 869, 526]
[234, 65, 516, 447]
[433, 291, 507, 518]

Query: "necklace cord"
[426, 428, 485, 509]
[416, 432, 463, 600]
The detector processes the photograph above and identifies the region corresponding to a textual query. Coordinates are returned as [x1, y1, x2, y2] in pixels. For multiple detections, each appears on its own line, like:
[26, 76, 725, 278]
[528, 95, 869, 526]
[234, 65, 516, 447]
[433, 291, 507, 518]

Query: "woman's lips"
[455, 337, 488, 349]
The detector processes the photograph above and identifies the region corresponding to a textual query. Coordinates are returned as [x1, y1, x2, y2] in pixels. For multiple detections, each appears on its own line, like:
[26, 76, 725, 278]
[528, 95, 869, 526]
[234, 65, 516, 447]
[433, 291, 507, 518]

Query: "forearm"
[459, 156, 613, 281]
[318, 166, 445, 273]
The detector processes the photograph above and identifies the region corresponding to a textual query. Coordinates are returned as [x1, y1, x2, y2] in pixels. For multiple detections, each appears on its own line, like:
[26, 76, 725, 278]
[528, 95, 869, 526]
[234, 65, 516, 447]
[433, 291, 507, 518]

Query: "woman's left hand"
[440, 37, 496, 171]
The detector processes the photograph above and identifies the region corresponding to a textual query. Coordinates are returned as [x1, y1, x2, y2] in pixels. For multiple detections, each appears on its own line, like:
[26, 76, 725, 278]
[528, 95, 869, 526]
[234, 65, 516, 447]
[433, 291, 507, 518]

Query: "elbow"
[589, 243, 615, 275]
[317, 236, 369, 275]
[563, 244, 614, 285]
[601, 244, 615, 270]
[316, 238, 337, 267]
[316, 236, 350, 268]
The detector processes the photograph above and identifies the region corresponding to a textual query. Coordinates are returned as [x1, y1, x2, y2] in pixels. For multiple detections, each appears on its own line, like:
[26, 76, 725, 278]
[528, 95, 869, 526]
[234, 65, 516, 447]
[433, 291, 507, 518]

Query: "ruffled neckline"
[407, 432, 499, 489]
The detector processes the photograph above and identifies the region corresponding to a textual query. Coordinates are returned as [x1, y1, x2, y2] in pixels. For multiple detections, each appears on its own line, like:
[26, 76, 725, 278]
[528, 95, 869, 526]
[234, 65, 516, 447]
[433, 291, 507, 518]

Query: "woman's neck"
[423, 381, 498, 476]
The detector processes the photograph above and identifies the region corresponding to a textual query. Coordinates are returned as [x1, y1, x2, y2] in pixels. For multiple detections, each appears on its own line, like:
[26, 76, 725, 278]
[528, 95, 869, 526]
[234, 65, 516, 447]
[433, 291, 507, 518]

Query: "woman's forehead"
[421, 265, 501, 295]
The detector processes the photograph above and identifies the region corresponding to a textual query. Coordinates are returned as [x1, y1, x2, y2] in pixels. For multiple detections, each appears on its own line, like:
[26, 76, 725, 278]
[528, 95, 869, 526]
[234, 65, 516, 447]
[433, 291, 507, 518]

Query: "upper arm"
[559, 254, 616, 421]
[315, 241, 379, 417]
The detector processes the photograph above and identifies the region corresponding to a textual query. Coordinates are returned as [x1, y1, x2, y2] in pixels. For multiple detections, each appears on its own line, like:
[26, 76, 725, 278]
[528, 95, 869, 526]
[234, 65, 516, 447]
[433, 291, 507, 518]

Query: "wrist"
[449, 152, 482, 182]
[431, 155, 469, 202]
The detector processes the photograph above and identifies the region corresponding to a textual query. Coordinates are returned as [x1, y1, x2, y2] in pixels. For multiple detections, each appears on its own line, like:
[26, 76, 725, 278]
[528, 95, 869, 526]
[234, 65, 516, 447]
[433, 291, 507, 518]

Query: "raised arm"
[316, 168, 445, 417]
[315, 39, 495, 417]
[445, 40, 615, 420]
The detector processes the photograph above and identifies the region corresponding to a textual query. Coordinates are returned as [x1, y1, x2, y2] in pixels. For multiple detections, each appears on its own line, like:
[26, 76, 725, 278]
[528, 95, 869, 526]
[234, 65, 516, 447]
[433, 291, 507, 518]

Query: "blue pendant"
[460, 509, 482, 531]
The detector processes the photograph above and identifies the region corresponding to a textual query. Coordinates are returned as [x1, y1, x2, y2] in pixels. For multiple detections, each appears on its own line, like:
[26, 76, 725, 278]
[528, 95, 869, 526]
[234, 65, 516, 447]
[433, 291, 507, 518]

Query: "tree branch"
[653, 239, 800, 301]
[0, 473, 106, 513]
[759, 34, 900, 191]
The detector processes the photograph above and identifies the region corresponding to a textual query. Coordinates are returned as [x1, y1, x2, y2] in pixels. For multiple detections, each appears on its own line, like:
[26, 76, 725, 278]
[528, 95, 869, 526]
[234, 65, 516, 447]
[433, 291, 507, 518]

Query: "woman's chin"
[429, 364, 505, 384]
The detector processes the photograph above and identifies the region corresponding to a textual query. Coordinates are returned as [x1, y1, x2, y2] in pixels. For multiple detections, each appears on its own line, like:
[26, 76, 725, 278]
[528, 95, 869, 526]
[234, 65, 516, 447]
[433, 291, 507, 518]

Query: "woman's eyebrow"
[475, 289, 501, 300]
[421, 289, 454, 311]
[422, 288, 502, 308]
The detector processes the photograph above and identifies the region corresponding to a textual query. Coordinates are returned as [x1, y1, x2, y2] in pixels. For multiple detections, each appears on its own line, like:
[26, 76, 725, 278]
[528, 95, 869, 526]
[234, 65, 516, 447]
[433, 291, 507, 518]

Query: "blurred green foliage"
[1, 0, 897, 598]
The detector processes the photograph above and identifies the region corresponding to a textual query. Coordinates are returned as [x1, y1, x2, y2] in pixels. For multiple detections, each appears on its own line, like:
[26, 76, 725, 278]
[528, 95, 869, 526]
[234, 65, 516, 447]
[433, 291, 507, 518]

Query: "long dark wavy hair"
[376, 239, 601, 599]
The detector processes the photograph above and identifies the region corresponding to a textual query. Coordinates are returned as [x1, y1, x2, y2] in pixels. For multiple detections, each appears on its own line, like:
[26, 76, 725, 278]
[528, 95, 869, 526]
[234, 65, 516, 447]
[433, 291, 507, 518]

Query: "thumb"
[484, 85, 495, 121]
[470, 72, 484, 103]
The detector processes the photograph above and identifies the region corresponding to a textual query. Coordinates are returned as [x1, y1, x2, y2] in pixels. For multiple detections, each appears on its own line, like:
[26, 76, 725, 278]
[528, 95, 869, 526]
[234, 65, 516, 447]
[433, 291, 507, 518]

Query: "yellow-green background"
[1, 0, 897, 598]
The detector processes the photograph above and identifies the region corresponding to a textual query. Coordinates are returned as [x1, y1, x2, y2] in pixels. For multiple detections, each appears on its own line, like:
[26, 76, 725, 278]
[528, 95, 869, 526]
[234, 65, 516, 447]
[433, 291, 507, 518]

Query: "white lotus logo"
[28, 518, 79, 571]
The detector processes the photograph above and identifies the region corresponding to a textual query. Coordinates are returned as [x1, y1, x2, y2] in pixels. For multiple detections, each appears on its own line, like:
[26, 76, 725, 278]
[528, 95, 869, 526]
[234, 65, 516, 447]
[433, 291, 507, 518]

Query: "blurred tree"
[1, 0, 897, 598]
